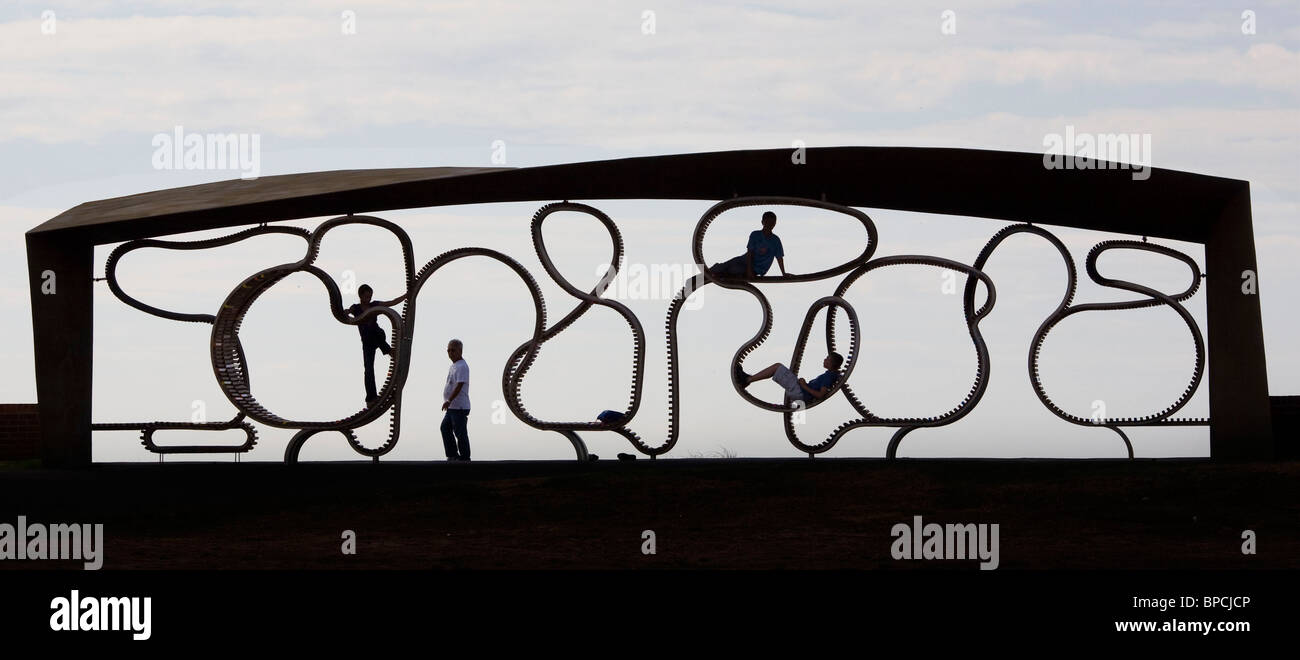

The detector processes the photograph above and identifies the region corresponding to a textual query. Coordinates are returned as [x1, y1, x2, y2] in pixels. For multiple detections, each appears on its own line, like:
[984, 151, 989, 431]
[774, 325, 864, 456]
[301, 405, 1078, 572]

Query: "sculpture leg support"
[886, 426, 918, 460]
[284, 428, 357, 464]
[1206, 189, 1273, 459]
[1106, 426, 1135, 459]
[559, 430, 589, 461]
[27, 235, 94, 467]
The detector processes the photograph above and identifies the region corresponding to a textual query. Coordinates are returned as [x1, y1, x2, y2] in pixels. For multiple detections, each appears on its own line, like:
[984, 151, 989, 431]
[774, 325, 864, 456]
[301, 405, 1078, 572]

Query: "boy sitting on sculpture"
[708, 210, 789, 279]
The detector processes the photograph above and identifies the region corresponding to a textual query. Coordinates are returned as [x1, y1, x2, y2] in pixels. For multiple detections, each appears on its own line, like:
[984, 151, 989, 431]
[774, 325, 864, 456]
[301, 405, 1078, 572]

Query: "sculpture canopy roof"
[29, 147, 1247, 245]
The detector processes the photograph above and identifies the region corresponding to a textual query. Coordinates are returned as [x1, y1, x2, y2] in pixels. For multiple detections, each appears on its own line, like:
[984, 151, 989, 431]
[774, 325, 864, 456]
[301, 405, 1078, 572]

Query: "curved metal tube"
[500, 202, 649, 452]
[208, 215, 414, 460]
[93, 226, 309, 454]
[97, 203, 1209, 463]
[971, 229, 1207, 429]
[624, 196, 880, 456]
[792, 255, 997, 455]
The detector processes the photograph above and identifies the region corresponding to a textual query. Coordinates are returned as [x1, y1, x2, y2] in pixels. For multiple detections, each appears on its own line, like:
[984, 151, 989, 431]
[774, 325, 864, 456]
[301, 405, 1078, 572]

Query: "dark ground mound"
[1, 458, 1295, 569]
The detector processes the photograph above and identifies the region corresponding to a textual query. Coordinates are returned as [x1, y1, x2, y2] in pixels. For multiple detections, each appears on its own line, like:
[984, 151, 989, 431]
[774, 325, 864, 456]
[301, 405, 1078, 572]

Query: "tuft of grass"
[688, 445, 738, 459]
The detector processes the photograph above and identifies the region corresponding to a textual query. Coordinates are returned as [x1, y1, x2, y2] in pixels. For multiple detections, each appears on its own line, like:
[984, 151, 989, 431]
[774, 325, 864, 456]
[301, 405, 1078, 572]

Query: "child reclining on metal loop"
[735, 352, 844, 405]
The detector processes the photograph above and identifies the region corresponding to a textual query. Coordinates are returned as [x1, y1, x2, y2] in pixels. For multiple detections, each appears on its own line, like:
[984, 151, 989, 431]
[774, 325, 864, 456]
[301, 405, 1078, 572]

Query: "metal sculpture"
[31, 148, 1270, 466]
[502, 202, 647, 457]
[94, 194, 1208, 461]
[91, 225, 312, 454]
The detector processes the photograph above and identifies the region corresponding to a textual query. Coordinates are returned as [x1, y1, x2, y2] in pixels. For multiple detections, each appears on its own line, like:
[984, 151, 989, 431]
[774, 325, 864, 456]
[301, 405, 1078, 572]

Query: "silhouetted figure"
[708, 211, 788, 279]
[441, 339, 472, 461]
[347, 284, 408, 405]
[735, 352, 843, 404]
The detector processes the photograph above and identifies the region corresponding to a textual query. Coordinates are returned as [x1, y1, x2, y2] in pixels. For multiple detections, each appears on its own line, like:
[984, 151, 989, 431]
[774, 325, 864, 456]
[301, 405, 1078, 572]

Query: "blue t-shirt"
[802, 370, 840, 401]
[747, 230, 784, 276]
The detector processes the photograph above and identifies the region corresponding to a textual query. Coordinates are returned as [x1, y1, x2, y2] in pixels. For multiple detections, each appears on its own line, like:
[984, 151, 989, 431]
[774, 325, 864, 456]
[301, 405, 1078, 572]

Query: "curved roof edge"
[28, 147, 1248, 245]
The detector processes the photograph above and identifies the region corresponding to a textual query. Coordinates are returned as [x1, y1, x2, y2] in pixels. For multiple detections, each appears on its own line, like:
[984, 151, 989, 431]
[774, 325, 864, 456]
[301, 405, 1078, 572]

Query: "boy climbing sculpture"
[708, 210, 789, 279]
[348, 283, 409, 405]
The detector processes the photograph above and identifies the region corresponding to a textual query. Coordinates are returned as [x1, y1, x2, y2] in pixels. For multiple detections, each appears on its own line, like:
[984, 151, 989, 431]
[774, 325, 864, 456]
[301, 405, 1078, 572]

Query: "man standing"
[441, 339, 472, 461]
[708, 210, 789, 279]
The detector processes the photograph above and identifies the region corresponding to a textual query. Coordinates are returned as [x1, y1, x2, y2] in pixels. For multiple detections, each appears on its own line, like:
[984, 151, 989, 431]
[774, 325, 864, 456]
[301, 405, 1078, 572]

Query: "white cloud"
[0, 5, 1295, 145]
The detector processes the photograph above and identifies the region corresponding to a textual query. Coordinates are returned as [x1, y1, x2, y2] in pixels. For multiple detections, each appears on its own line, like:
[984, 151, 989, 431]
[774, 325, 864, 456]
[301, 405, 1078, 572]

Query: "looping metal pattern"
[660, 195, 1000, 457]
[786, 255, 997, 455]
[501, 202, 649, 454]
[1027, 236, 1207, 427]
[95, 200, 1209, 462]
[616, 196, 880, 456]
[93, 413, 258, 454]
[91, 225, 310, 453]
[281, 240, 549, 462]
[209, 215, 414, 463]
[104, 225, 311, 323]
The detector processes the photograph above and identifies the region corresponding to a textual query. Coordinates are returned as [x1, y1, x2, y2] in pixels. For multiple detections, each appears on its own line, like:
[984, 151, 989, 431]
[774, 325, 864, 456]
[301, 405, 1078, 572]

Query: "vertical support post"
[25, 233, 94, 467]
[1205, 186, 1273, 459]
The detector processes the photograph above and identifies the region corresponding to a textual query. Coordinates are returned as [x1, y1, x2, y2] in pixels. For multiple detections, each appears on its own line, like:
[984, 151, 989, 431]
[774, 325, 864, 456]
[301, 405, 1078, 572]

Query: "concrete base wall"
[1272, 396, 1299, 460]
[0, 404, 40, 460]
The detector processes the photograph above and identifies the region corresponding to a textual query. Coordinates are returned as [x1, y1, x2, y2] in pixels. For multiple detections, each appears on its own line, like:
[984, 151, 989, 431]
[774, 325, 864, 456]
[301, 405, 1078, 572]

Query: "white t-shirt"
[444, 359, 470, 410]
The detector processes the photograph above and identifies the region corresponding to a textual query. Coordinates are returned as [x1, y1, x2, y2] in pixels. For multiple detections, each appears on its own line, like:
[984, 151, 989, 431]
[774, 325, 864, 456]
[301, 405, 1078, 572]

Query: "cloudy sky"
[2, 1, 1296, 461]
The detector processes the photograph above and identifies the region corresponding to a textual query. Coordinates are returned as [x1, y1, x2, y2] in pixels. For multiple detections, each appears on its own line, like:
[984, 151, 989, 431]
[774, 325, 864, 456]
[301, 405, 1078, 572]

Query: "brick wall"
[0, 404, 40, 460]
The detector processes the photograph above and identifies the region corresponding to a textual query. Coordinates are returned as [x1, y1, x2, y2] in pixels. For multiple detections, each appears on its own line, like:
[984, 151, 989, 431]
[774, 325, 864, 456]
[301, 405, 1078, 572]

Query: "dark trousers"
[709, 254, 749, 278]
[441, 409, 471, 459]
[362, 335, 392, 401]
